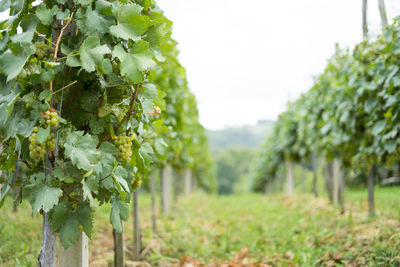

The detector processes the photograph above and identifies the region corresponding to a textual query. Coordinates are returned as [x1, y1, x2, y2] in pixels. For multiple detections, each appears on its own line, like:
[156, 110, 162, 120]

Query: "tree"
[216, 147, 255, 194]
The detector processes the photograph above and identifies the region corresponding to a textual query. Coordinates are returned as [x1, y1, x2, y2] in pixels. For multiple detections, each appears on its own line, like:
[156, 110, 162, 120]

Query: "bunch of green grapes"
[29, 128, 57, 162]
[29, 127, 47, 162]
[35, 41, 48, 60]
[41, 108, 59, 128]
[46, 133, 56, 151]
[132, 178, 142, 189]
[115, 133, 136, 162]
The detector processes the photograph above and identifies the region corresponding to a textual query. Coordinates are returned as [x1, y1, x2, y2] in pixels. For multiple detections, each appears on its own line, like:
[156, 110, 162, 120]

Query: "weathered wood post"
[378, 0, 388, 30]
[286, 159, 295, 195]
[312, 156, 319, 197]
[362, 0, 368, 39]
[339, 168, 345, 214]
[333, 158, 345, 213]
[133, 189, 141, 260]
[184, 169, 192, 196]
[301, 165, 307, 193]
[38, 159, 57, 267]
[325, 160, 334, 203]
[367, 165, 375, 217]
[161, 165, 172, 214]
[113, 228, 124, 267]
[332, 159, 341, 205]
[38, 213, 57, 267]
[150, 172, 157, 233]
[12, 161, 20, 212]
[58, 233, 89, 267]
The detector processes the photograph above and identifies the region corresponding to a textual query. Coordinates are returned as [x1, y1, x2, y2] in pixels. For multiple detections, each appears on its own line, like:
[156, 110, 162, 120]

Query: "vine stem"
[96, 83, 141, 148]
[20, 159, 32, 169]
[61, 188, 80, 202]
[49, 11, 75, 101]
[52, 80, 77, 95]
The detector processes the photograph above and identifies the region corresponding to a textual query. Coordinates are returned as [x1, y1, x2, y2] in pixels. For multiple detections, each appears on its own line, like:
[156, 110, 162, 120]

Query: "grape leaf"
[110, 198, 129, 233]
[29, 185, 63, 214]
[0, 52, 29, 82]
[64, 131, 101, 171]
[79, 36, 111, 73]
[110, 4, 148, 42]
[112, 40, 155, 83]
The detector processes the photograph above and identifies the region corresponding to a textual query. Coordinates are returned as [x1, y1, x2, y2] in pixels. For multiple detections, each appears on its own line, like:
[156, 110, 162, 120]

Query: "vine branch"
[61, 188, 80, 202]
[49, 11, 75, 98]
[52, 80, 77, 95]
[20, 159, 32, 169]
[96, 83, 141, 148]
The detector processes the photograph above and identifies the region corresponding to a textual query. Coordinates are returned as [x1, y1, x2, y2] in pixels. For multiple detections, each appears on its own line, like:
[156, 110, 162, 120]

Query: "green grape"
[115, 133, 135, 162]
[29, 127, 46, 162]
[42, 109, 59, 128]
[35, 41, 48, 60]
[46, 133, 56, 151]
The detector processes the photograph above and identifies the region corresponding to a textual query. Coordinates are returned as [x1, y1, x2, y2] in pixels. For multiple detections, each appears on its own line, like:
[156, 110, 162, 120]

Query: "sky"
[0, 1, 398, 130]
[156, 0, 399, 130]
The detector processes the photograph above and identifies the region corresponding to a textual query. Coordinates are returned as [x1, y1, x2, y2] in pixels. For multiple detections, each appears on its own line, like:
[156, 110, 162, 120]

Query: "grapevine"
[0, 0, 215, 253]
[251, 17, 400, 192]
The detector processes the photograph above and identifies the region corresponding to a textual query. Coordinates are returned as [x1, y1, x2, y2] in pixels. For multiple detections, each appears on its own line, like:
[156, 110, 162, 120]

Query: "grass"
[0, 187, 399, 266]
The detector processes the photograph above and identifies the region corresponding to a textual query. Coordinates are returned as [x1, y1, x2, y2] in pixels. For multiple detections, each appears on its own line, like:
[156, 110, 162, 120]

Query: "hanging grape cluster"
[28, 109, 59, 162]
[115, 133, 136, 162]
[28, 127, 47, 162]
[34, 41, 48, 60]
[41, 108, 59, 128]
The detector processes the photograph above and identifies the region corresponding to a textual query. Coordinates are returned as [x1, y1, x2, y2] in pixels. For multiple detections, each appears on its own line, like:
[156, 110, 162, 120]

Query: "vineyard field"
[1, 187, 399, 266]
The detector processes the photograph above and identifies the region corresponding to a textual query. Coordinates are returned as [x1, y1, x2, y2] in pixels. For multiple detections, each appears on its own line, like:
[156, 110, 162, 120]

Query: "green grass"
[0, 187, 399, 266]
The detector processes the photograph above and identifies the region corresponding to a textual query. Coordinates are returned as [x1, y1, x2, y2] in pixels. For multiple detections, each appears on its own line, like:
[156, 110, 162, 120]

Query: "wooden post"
[362, 0, 368, 39]
[286, 160, 294, 196]
[161, 165, 172, 214]
[58, 233, 89, 267]
[113, 228, 124, 267]
[312, 157, 319, 197]
[38, 213, 57, 267]
[301, 165, 307, 193]
[264, 179, 271, 195]
[325, 160, 334, 203]
[184, 169, 192, 196]
[333, 158, 345, 212]
[378, 0, 388, 30]
[339, 167, 345, 214]
[332, 159, 341, 205]
[150, 173, 157, 233]
[172, 168, 179, 203]
[12, 161, 20, 212]
[133, 189, 141, 260]
[367, 165, 375, 217]
[39, 159, 57, 267]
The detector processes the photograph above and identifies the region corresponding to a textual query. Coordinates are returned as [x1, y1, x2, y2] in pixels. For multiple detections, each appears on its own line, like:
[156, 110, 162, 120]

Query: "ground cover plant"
[1, 187, 399, 266]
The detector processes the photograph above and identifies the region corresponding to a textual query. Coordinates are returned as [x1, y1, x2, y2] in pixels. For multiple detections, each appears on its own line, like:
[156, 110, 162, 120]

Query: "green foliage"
[216, 147, 256, 194]
[251, 16, 400, 191]
[0, 0, 214, 249]
[2, 188, 400, 265]
[207, 120, 274, 155]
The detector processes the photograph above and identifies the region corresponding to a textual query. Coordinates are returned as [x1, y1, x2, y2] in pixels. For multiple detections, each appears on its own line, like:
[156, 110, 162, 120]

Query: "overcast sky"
[0, 1, 398, 130]
[157, 0, 399, 130]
